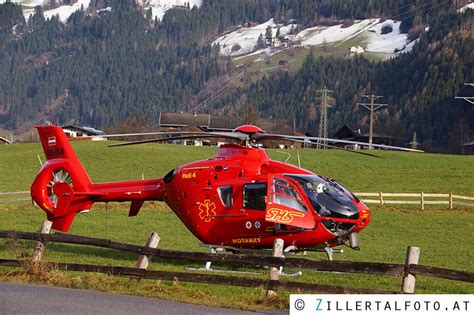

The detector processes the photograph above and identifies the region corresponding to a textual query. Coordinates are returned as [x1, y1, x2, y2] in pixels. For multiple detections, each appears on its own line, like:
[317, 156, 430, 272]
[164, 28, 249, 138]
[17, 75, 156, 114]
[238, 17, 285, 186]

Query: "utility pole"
[356, 95, 388, 150]
[455, 83, 474, 104]
[317, 87, 333, 149]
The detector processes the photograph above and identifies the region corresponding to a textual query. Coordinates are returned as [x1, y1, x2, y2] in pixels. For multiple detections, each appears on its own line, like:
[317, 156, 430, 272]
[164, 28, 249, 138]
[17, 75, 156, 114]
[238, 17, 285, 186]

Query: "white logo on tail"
[48, 137, 56, 146]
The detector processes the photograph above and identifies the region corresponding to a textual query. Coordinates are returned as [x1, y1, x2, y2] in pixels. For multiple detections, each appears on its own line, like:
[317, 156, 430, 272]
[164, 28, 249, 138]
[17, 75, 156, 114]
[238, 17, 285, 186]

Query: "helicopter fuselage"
[31, 126, 370, 251]
[162, 143, 370, 250]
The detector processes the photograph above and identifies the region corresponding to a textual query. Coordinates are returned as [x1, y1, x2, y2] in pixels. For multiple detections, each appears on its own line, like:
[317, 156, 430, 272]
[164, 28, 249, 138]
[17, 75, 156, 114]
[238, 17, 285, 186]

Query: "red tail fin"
[31, 126, 93, 232]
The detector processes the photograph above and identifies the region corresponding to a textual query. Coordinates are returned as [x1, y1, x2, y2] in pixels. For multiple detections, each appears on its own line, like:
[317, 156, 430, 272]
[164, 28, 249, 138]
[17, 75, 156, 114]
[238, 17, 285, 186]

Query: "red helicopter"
[30, 125, 421, 257]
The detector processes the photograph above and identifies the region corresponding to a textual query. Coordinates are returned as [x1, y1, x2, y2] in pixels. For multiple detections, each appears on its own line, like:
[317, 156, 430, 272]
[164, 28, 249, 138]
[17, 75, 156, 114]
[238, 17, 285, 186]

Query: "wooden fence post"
[136, 232, 160, 270]
[32, 220, 52, 262]
[267, 238, 284, 298]
[449, 193, 453, 210]
[401, 246, 420, 294]
[379, 192, 384, 205]
[420, 192, 424, 210]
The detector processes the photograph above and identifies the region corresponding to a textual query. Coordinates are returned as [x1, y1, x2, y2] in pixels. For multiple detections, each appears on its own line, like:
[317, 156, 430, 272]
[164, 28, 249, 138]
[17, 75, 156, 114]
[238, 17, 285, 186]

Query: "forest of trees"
[216, 10, 473, 152]
[0, 0, 472, 152]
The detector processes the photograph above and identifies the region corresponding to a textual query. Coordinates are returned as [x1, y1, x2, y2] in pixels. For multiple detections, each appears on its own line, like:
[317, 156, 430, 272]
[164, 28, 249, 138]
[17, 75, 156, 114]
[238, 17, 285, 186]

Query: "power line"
[317, 87, 333, 149]
[389, 0, 452, 22]
[180, 62, 251, 113]
[455, 83, 474, 105]
[356, 95, 388, 150]
[382, 0, 449, 20]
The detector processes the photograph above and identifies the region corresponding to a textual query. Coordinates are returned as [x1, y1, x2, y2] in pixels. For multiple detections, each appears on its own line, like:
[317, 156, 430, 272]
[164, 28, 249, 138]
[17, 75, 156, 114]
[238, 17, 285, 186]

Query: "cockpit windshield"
[286, 174, 359, 219]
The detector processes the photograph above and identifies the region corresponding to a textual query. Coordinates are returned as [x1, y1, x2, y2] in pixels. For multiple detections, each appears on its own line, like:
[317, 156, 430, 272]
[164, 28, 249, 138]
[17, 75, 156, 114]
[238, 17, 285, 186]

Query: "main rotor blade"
[86, 131, 243, 139]
[287, 138, 383, 158]
[252, 133, 423, 153]
[109, 133, 248, 147]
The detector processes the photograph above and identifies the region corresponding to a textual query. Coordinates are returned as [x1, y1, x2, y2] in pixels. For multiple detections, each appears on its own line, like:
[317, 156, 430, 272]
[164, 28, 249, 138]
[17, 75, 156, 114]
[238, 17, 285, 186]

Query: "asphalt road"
[0, 282, 287, 315]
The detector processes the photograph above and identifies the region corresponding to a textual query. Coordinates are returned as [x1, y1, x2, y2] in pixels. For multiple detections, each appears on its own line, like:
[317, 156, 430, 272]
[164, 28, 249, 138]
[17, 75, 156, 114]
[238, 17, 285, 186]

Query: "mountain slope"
[213, 10, 474, 152]
[0, 0, 472, 152]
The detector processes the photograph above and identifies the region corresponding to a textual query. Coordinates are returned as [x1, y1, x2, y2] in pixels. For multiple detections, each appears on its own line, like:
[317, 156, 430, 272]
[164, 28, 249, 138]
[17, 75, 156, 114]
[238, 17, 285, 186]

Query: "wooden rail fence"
[0, 191, 30, 203]
[0, 229, 472, 295]
[355, 192, 474, 210]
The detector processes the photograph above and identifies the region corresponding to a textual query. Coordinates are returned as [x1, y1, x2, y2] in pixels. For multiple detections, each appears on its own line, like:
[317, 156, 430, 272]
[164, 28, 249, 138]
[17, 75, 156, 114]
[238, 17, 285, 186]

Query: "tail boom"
[31, 125, 165, 232]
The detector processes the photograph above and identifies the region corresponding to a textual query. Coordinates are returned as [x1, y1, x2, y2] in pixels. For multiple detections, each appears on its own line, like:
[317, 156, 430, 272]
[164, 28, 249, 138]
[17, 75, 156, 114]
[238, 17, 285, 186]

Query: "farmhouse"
[159, 112, 295, 135]
[61, 125, 105, 140]
[159, 112, 210, 129]
[0, 136, 12, 144]
[462, 141, 474, 155]
[332, 124, 396, 148]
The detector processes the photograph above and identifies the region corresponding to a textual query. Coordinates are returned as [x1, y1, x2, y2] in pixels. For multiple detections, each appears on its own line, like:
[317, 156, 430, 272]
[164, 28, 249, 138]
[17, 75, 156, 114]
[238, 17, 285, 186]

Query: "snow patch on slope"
[143, 0, 202, 21]
[43, 0, 90, 22]
[366, 20, 413, 54]
[0, 0, 45, 19]
[458, 1, 474, 13]
[300, 19, 379, 46]
[215, 18, 420, 58]
[0, 0, 90, 21]
[1, 0, 202, 23]
[213, 19, 297, 56]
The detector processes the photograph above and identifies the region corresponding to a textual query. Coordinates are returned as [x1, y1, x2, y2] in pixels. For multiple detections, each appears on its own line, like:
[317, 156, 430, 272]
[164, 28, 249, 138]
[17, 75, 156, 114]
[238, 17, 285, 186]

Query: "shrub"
[381, 24, 393, 34]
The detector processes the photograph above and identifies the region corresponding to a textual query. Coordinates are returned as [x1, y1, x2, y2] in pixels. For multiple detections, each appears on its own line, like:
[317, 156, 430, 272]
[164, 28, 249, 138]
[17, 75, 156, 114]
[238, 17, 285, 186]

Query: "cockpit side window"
[218, 186, 233, 207]
[243, 183, 267, 210]
[271, 178, 308, 213]
[286, 174, 358, 218]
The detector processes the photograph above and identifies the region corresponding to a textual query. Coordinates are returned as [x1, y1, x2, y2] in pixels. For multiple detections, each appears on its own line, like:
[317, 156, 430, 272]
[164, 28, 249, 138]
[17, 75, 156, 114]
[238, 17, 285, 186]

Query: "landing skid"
[185, 266, 260, 275]
[191, 243, 344, 277]
[199, 243, 270, 255]
[283, 245, 344, 261]
[188, 245, 304, 276]
[322, 247, 343, 261]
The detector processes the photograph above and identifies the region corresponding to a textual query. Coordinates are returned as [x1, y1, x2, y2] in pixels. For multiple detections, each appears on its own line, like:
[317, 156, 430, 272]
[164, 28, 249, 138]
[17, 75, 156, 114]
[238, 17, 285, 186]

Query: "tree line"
[0, 0, 472, 152]
[214, 10, 473, 153]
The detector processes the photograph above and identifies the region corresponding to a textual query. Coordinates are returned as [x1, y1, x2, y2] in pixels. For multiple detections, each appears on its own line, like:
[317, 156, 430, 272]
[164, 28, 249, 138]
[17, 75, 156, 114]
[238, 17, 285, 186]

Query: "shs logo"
[265, 208, 304, 224]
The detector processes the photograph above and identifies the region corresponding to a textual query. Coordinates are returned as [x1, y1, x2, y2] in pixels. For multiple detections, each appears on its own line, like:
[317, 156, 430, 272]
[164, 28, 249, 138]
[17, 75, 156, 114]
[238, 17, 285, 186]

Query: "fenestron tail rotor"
[47, 169, 73, 208]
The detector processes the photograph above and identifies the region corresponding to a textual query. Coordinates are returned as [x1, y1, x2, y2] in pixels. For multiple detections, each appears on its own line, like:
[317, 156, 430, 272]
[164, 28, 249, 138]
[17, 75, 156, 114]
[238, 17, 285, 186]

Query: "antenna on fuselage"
[275, 150, 291, 163]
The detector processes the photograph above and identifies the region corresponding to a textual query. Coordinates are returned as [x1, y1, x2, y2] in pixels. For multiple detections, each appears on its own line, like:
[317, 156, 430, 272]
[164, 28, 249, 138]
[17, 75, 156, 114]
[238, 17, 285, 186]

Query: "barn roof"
[159, 112, 210, 127]
[61, 125, 104, 135]
[159, 112, 295, 135]
[0, 136, 12, 144]
[462, 141, 474, 147]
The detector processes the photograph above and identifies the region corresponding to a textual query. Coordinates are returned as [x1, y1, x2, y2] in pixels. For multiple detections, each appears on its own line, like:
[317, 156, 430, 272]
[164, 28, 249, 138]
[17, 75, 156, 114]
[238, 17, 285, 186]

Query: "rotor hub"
[232, 125, 265, 134]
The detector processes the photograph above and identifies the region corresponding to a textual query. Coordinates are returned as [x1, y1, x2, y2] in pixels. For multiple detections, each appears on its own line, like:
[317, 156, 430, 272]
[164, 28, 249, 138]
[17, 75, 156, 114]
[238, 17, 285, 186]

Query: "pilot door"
[265, 176, 316, 229]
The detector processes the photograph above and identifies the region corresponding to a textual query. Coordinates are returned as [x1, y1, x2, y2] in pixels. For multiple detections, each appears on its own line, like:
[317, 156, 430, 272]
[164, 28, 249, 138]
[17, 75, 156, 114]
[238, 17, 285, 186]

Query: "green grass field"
[1, 142, 473, 309]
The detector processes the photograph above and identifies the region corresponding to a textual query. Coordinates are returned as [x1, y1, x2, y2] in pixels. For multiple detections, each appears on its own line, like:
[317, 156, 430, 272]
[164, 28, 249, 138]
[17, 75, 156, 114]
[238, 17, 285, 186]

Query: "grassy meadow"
[0, 141, 473, 309]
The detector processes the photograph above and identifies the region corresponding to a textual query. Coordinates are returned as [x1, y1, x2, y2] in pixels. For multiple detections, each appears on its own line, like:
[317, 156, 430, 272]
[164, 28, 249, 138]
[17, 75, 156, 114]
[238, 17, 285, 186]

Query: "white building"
[61, 125, 105, 141]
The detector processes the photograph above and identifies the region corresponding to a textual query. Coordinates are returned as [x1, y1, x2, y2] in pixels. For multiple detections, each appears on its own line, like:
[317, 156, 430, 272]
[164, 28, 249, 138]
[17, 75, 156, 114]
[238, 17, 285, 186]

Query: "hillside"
[214, 10, 474, 153]
[0, 0, 473, 152]
[0, 0, 203, 21]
